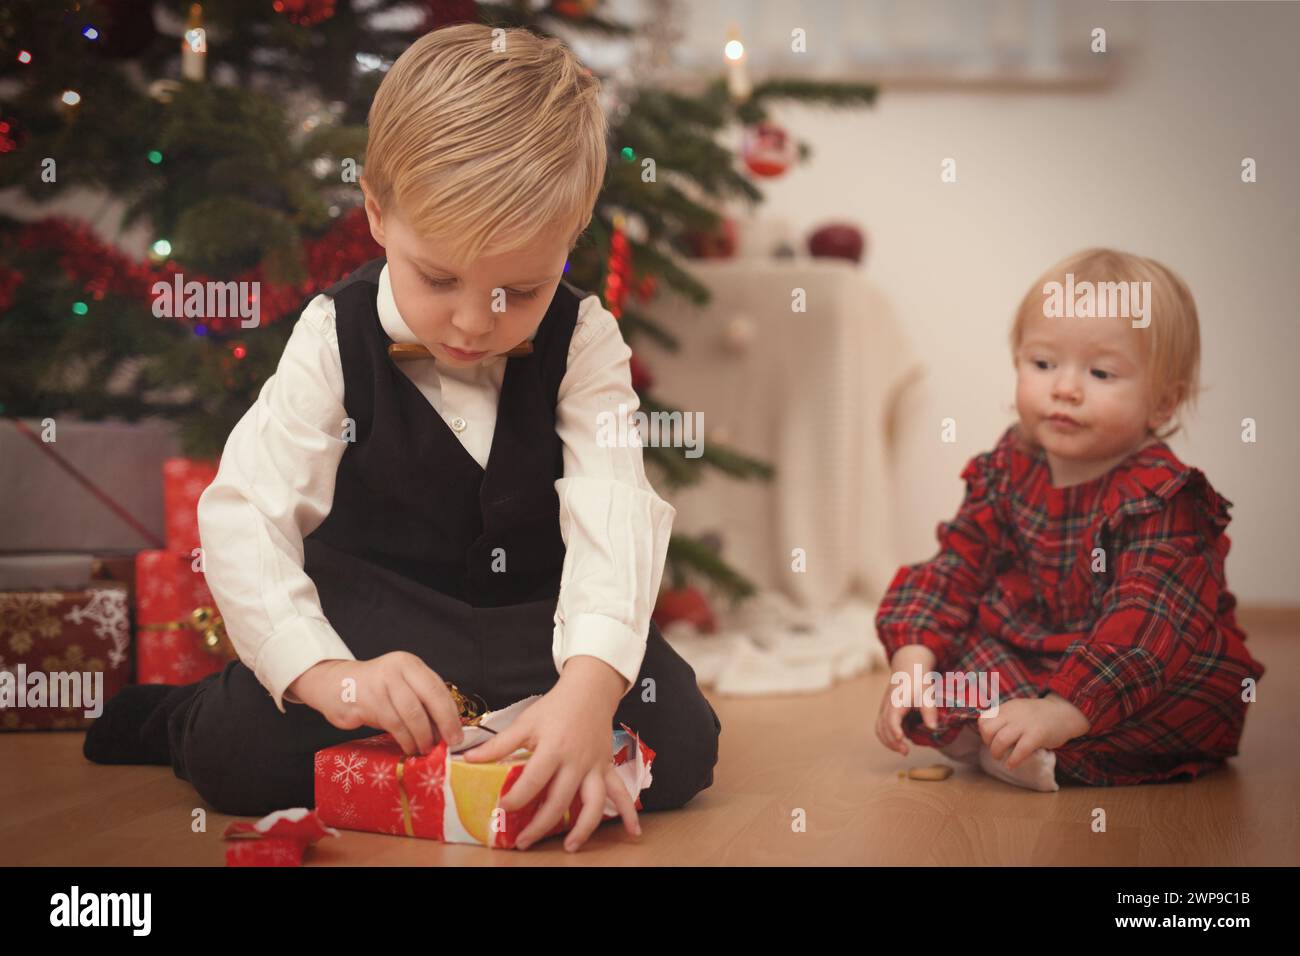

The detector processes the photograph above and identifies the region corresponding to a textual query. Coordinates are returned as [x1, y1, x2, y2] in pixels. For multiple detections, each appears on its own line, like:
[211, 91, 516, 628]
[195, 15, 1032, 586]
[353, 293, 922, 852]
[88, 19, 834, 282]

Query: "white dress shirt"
[196, 264, 675, 713]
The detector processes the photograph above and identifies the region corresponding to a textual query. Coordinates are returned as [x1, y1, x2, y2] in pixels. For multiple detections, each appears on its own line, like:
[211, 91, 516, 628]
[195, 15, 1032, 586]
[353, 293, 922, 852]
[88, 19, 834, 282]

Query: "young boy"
[85, 23, 720, 852]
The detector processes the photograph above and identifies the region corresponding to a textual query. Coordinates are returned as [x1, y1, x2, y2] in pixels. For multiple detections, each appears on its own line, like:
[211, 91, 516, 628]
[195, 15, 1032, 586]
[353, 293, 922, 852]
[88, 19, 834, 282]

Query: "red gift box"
[315, 698, 655, 850]
[135, 550, 236, 684]
[162, 457, 218, 555]
[0, 584, 130, 730]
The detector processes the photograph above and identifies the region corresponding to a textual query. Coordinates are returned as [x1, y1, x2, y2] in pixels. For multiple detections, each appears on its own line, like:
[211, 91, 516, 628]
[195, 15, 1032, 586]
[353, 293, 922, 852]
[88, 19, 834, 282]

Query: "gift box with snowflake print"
[314, 696, 655, 849]
[0, 585, 130, 730]
[135, 550, 236, 684]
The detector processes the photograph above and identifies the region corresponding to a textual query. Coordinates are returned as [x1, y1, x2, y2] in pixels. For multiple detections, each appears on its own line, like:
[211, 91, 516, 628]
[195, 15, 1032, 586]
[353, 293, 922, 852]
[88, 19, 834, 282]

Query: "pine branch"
[638, 397, 777, 486]
[618, 307, 680, 352]
[734, 78, 879, 124]
[666, 534, 757, 600]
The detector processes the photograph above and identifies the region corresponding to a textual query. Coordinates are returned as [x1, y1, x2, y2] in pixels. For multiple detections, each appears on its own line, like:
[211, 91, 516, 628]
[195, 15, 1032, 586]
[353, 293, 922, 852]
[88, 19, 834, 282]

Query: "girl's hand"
[876, 644, 940, 755]
[460, 656, 640, 852]
[977, 694, 1090, 769]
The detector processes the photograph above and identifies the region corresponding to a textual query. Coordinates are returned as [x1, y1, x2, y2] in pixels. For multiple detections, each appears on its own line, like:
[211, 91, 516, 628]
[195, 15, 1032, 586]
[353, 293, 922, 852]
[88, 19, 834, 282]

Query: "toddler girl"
[874, 248, 1264, 791]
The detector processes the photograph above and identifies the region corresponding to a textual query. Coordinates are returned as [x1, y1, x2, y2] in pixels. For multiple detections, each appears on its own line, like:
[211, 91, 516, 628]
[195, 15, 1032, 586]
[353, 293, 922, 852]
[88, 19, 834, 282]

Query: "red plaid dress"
[875, 424, 1265, 786]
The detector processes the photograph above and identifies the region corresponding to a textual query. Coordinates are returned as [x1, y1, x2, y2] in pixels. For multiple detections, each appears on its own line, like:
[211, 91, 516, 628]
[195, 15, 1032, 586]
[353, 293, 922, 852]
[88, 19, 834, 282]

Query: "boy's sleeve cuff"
[552, 612, 646, 697]
[253, 616, 357, 714]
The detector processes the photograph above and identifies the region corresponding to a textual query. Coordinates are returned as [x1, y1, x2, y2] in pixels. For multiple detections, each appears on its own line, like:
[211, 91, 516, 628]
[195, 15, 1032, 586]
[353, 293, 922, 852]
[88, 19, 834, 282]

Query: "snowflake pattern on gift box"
[333, 800, 360, 826]
[41, 644, 105, 674]
[63, 588, 130, 669]
[330, 751, 368, 793]
[0, 592, 63, 654]
[393, 791, 424, 830]
[164, 460, 212, 550]
[367, 762, 394, 791]
[136, 560, 179, 609]
[171, 655, 201, 680]
[417, 759, 447, 800]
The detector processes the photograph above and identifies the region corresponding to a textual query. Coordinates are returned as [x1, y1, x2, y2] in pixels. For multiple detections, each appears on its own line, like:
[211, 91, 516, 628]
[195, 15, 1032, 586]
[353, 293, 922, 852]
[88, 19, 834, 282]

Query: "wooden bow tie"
[388, 340, 533, 362]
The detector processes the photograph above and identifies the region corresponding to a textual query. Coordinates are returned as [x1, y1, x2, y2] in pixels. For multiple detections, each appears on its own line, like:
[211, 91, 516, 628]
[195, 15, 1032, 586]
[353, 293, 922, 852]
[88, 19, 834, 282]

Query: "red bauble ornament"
[807, 223, 866, 264]
[653, 587, 717, 634]
[634, 274, 657, 303]
[553, 0, 598, 20]
[0, 116, 25, 154]
[741, 120, 796, 178]
[685, 218, 736, 259]
[272, 0, 337, 27]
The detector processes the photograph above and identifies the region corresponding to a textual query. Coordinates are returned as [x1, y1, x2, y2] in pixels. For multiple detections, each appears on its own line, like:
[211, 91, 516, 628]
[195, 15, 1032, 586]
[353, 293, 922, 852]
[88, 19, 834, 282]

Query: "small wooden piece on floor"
[905, 764, 953, 781]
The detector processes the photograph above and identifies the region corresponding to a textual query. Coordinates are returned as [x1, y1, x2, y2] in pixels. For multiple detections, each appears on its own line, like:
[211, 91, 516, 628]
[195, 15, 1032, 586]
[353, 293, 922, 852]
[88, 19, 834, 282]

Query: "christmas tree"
[0, 0, 876, 600]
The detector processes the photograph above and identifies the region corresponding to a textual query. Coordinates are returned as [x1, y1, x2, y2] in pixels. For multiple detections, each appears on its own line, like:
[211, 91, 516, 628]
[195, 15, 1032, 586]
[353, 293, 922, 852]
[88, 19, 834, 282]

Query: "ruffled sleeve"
[1046, 461, 1235, 735]
[874, 427, 1016, 663]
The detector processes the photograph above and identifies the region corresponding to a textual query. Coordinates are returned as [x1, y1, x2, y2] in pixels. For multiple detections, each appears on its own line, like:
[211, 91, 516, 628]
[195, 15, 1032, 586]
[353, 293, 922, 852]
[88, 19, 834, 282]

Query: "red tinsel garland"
[3, 208, 382, 334]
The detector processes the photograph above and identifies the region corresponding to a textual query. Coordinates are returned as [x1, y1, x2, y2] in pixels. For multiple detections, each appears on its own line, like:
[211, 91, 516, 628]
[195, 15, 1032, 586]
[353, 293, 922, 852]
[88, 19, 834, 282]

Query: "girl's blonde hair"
[361, 23, 607, 266]
[1008, 247, 1202, 447]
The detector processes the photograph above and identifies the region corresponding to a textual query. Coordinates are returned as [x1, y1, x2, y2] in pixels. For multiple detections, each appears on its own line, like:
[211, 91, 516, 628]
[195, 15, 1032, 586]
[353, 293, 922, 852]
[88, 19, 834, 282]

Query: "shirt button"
[450, 416, 467, 433]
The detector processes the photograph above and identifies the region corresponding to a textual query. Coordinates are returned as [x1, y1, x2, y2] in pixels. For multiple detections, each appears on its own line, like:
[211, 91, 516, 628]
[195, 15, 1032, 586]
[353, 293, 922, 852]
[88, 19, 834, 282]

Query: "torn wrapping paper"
[223, 807, 339, 867]
[314, 696, 655, 849]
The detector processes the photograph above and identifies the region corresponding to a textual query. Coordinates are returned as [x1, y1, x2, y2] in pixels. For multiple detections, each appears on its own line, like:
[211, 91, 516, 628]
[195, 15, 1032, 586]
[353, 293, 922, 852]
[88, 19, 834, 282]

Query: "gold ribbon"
[395, 757, 415, 837]
[141, 606, 235, 658]
[389, 683, 489, 838]
[445, 681, 489, 726]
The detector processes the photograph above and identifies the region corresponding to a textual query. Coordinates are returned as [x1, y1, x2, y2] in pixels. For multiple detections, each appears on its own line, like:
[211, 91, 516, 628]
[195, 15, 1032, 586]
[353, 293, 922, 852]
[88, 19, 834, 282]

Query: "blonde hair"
[361, 23, 607, 265]
[1008, 247, 1202, 446]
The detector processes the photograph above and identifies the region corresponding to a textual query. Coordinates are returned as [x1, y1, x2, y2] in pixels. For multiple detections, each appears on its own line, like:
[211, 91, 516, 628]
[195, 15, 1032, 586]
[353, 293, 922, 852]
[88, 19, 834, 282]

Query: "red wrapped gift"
[135, 550, 236, 684]
[315, 697, 655, 849]
[162, 457, 218, 555]
[0, 584, 130, 730]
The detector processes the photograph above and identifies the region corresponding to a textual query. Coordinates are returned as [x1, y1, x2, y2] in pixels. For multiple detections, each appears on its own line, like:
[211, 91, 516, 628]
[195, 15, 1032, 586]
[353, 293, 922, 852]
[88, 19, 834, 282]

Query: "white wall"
[699, 1, 1300, 604]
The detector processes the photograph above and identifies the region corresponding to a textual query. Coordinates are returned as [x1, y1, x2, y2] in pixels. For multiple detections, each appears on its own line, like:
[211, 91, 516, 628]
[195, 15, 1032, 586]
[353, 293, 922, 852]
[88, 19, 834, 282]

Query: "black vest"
[300, 256, 583, 607]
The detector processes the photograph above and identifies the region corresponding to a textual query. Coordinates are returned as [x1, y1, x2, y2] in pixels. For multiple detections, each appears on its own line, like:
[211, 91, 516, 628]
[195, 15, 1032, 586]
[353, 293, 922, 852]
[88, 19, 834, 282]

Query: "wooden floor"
[2, 608, 1295, 866]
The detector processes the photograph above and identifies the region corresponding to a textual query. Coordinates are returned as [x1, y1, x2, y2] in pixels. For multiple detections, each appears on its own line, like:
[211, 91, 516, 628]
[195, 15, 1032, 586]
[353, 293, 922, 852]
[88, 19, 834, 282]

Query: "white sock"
[939, 725, 1060, 792]
[977, 740, 1060, 792]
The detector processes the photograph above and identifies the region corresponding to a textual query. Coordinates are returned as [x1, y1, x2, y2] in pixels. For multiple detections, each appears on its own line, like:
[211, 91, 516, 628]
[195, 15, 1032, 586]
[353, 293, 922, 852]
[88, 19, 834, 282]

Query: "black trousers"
[168, 537, 721, 817]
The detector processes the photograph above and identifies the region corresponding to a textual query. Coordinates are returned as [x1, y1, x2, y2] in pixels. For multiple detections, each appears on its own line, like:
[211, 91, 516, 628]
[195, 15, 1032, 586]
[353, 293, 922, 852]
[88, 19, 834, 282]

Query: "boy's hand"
[288, 653, 465, 755]
[977, 693, 1090, 769]
[876, 644, 939, 756]
[460, 656, 641, 852]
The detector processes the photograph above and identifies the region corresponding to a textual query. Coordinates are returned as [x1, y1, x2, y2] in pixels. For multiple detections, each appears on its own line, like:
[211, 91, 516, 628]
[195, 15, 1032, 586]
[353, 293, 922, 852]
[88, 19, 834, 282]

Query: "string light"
[148, 150, 163, 164]
[82, 26, 99, 40]
[151, 239, 172, 256]
[232, 345, 247, 359]
[72, 301, 88, 316]
[17, 51, 32, 64]
[61, 90, 81, 106]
